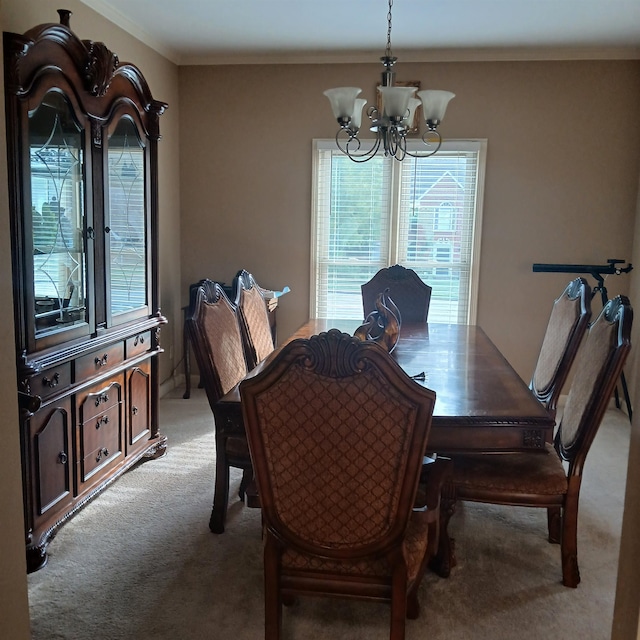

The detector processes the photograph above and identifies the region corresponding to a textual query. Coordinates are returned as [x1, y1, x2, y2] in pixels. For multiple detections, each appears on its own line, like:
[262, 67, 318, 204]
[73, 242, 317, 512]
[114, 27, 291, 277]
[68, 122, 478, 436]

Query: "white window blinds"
[311, 139, 486, 323]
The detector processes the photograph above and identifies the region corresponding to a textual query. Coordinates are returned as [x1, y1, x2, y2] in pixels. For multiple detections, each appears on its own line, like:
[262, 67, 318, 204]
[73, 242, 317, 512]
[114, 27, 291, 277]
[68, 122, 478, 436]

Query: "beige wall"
[178, 59, 640, 381]
[0, 1, 182, 637]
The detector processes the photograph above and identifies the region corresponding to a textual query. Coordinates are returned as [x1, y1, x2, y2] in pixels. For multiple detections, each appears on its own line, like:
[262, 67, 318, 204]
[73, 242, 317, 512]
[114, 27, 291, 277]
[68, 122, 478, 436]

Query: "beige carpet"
[27, 387, 630, 639]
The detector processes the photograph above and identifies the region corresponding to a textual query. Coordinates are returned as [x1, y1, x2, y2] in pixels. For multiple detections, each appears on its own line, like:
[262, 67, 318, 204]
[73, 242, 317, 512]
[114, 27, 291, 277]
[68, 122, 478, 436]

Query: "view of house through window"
[311, 139, 487, 323]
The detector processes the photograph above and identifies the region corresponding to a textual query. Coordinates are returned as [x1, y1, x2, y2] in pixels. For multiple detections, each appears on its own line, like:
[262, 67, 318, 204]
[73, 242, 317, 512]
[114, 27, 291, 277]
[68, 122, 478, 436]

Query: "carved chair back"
[240, 329, 438, 639]
[233, 269, 274, 370]
[530, 277, 592, 417]
[555, 294, 632, 473]
[186, 280, 248, 409]
[361, 264, 432, 323]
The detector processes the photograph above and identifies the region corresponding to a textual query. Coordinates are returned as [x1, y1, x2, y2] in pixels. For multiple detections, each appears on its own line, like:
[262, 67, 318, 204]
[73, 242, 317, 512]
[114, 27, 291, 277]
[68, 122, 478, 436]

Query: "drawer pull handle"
[94, 392, 109, 407]
[95, 354, 109, 367]
[133, 335, 145, 347]
[96, 415, 110, 429]
[42, 372, 60, 388]
[96, 448, 109, 463]
[132, 406, 138, 416]
[58, 451, 68, 465]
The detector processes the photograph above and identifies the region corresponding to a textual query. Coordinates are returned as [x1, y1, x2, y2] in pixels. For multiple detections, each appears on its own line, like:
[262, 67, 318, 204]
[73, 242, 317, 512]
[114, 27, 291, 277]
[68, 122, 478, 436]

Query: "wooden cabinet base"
[25, 431, 167, 573]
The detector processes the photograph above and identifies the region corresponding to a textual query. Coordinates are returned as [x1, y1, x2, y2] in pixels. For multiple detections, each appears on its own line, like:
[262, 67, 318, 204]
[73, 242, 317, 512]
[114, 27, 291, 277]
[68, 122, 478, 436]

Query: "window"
[311, 139, 487, 323]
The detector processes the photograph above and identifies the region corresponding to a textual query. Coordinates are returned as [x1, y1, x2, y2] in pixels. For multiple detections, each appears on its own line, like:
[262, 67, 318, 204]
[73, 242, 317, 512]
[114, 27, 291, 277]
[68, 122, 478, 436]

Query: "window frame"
[310, 138, 487, 324]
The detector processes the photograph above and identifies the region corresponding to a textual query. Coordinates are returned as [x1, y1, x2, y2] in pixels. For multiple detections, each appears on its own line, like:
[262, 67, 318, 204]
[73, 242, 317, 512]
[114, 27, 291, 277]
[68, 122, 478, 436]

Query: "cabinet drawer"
[29, 363, 71, 401]
[75, 342, 124, 380]
[81, 435, 121, 481]
[77, 377, 123, 485]
[126, 331, 151, 358]
[78, 377, 123, 423]
[80, 402, 120, 457]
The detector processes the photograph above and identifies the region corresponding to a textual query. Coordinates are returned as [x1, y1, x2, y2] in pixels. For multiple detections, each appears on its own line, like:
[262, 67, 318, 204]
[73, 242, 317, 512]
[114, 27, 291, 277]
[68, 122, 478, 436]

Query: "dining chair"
[529, 277, 592, 419]
[233, 269, 275, 370]
[439, 295, 632, 587]
[185, 280, 252, 533]
[361, 264, 432, 323]
[240, 328, 449, 640]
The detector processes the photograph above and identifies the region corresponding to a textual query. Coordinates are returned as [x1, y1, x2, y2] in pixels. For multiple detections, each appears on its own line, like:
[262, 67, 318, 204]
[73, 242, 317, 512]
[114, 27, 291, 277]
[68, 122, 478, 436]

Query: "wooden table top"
[217, 319, 554, 454]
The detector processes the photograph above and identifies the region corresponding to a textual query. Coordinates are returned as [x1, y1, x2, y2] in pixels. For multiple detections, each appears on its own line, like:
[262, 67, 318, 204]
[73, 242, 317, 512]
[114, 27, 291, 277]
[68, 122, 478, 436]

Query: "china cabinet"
[4, 10, 168, 571]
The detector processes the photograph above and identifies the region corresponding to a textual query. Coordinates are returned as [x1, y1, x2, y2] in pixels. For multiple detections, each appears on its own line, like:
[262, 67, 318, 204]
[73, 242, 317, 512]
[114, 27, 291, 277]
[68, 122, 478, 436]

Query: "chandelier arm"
[367, 105, 381, 122]
[395, 133, 408, 161]
[402, 130, 443, 158]
[335, 128, 383, 162]
[347, 135, 383, 163]
[335, 128, 360, 154]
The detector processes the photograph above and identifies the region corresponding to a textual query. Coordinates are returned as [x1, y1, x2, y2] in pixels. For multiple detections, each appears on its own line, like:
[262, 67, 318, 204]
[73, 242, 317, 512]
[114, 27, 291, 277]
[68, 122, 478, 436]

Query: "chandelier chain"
[385, 0, 394, 58]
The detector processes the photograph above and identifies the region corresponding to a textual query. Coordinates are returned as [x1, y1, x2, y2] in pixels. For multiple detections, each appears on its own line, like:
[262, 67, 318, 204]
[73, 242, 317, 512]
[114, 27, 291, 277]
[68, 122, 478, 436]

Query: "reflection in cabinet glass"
[4, 10, 168, 572]
[108, 118, 147, 318]
[30, 91, 88, 337]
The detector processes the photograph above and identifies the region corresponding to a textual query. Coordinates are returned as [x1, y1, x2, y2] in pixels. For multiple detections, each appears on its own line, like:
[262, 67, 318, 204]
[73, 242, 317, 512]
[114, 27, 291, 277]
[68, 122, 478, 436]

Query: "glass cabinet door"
[106, 117, 148, 322]
[29, 91, 88, 340]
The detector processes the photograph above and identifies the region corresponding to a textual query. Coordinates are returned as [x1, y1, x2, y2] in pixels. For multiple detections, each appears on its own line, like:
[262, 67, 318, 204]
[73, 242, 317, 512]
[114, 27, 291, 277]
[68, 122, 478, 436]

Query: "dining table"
[215, 317, 554, 578]
[216, 318, 555, 455]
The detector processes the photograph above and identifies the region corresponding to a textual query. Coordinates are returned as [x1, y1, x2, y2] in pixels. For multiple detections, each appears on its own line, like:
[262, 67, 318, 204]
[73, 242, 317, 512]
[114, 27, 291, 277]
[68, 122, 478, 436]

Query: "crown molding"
[181, 45, 640, 66]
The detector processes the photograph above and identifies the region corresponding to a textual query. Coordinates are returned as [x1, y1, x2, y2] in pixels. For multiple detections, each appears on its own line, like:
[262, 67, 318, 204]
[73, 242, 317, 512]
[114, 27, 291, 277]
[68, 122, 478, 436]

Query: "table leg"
[430, 492, 457, 578]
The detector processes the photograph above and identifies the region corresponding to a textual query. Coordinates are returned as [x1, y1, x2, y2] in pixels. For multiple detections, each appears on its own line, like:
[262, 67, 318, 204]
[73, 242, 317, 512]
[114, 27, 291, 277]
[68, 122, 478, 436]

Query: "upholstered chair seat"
[452, 444, 568, 497]
[282, 514, 430, 581]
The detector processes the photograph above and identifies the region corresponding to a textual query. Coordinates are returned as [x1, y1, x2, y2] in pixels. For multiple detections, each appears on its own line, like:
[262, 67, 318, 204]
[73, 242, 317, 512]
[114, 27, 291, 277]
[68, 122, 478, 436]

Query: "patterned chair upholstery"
[185, 280, 251, 533]
[529, 277, 592, 418]
[240, 329, 450, 640]
[361, 264, 432, 323]
[439, 295, 632, 588]
[233, 269, 275, 370]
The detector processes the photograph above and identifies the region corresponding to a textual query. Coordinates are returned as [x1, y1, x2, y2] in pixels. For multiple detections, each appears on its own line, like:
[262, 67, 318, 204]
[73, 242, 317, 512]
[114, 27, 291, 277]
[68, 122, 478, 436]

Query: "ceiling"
[79, 0, 640, 65]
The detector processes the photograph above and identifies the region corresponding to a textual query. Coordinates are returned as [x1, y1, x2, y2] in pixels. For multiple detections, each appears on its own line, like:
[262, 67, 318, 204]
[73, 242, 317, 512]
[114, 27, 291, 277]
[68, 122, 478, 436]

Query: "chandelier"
[324, 0, 454, 163]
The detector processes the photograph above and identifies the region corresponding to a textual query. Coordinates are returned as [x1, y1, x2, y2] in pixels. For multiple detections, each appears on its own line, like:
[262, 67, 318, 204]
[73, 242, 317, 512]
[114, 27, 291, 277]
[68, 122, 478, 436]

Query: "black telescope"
[532, 258, 633, 279]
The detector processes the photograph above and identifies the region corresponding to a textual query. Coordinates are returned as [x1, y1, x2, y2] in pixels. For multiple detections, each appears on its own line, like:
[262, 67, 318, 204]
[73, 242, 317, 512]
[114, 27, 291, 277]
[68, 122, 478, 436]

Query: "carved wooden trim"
[6, 13, 168, 133]
[522, 429, 545, 449]
[91, 119, 102, 147]
[301, 329, 373, 378]
[81, 39, 119, 97]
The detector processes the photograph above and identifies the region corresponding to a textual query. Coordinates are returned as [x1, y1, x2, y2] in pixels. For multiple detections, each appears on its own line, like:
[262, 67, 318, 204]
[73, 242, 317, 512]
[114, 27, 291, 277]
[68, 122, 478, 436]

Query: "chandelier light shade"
[324, 0, 455, 162]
